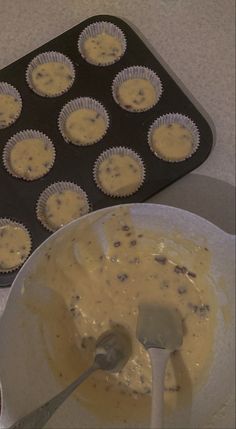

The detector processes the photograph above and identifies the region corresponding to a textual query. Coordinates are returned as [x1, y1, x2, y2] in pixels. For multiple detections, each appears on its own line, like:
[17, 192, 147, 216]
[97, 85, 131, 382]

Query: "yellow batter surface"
[31, 62, 73, 96]
[0, 94, 21, 128]
[97, 153, 143, 196]
[44, 189, 89, 231]
[117, 78, 157, 111]
[25, 207, 216, 425]
[0, 224, 31, 271]
[83, 32, 122, 65]
[9, 138, 54, 180]
[65, 108, 106, 145]
[151, 123, 194, 161]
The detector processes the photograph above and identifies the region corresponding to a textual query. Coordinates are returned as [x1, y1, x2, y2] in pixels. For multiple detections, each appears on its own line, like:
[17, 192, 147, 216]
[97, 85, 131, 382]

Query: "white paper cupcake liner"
[0, 218, 32, 273]
[0, 82, 22, 129]
[93, 146, 146, 197]
[3, 129, 56, 181]
[112, 66, 163, 112]
[26, 51, 75, 97]
[58, 96, 109, 146]
[36, 181, 90, 232]
[148, 113, 200, 162]
[78, 21, 127, 66]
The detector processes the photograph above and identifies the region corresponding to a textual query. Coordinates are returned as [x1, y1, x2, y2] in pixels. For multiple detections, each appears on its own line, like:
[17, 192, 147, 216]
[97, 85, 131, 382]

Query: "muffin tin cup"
[0, 82, 22, 129]
[3, 129, 56, 181]
[148, 113, 200, 162]
[112, 66, 163, 112]
[93, 146, 146, 197]
[0, 218, 32, 273]
[78, 21, 127, 66]
[36, 181, 90, 232]
[26, 51, 75, 97]
[58, 96, 110, 146]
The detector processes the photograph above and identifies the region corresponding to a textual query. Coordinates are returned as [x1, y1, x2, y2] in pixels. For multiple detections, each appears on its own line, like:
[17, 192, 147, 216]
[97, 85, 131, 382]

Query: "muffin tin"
[0, 14, 213, 287]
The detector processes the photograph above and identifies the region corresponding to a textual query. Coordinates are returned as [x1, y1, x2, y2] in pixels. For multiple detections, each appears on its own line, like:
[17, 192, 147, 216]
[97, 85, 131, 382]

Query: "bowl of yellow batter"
[0, 204, 234, 429]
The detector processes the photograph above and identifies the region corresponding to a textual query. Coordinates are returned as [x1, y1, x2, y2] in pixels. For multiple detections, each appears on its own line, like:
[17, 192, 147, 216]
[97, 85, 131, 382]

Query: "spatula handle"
[149, 348, 170, 429]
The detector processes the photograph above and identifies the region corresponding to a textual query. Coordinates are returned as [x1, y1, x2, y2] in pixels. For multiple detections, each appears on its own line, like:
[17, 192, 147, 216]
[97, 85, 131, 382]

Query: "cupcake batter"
[31, 62, 73, 96]
[25, 207, 216, 425]
[0, 94, 21, 128]
[151, 123, 194, 161]
[44, 189, 89, 230]
[96, 152, 143, 196]
[9, 138, 55, 180]
[83, 32, 122, 65]
[0, 223, 31, 271]
[65, 108, 106, 145]
[117, 78, 157, 111]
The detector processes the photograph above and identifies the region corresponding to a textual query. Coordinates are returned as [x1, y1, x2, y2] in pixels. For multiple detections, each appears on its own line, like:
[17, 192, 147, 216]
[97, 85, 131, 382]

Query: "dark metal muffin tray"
[0, 14, 213, 287]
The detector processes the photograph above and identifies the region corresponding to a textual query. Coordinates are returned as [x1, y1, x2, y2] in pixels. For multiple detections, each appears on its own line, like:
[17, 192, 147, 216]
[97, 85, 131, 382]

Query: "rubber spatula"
[137, 303, 183, 429]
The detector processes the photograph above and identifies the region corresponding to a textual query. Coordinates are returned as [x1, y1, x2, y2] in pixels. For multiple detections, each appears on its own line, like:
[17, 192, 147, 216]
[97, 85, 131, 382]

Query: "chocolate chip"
[117, 273, 128, 282]
[124, 104, 132, 109]
[138, 89, 144, 96]
[188, 303, 210, 316]
[178, 286, 187, 294]
[154, 255, 167, 264]
[121, 225, 130, 231]
[188, 271, 196, 278]
[161, 281, 169, 289]
[165, 385, 180, 392]
[174, 265, 187, 274]
[113, 241, 121, 247]
[130, 240, 137, 246]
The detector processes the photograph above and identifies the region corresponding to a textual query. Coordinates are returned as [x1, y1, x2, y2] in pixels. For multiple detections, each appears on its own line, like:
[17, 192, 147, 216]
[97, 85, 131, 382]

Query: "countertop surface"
[0, 0, 235, 308]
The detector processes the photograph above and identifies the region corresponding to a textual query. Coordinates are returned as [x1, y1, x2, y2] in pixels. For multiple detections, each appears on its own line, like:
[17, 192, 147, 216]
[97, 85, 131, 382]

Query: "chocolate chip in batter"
[178, 286, 187, 294]
[121, 225, 130, 231]
[165, 385, 180, 392]
[188, 303, 210, 317]
[140, 375, 145, 384]
[117, 273, 128, 282]
[154, 255, 167, 265]
[174, 265, 188, 274]
[188, 271, 196, 278]
[130, 240, 137, 246]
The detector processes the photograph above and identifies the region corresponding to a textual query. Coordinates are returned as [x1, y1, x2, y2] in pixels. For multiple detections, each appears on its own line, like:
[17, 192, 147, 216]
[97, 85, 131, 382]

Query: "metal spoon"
[9, 328, 132, 429]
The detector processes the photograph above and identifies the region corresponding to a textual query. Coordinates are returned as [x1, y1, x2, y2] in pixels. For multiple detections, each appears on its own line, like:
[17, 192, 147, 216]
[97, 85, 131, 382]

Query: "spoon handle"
[9, 365, 97, 429]
[149, 348, 170, 429]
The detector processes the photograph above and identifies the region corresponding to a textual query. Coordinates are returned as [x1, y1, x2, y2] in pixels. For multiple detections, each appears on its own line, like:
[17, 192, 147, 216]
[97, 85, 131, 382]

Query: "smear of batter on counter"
[24, 207, 216, 426]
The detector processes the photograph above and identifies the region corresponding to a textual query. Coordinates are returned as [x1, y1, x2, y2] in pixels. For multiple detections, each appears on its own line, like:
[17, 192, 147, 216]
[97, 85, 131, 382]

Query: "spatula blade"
[137, 303, 183, 351]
